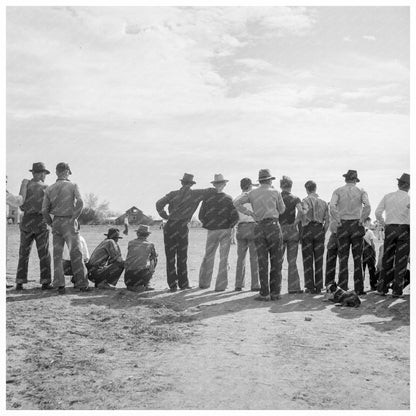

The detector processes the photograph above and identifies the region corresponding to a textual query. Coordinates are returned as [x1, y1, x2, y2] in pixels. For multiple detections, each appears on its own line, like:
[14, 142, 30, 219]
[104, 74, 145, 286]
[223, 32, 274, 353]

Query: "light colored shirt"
[301, 193, 329, 226]
[88, 239, 123, 268]
[63, 235, 90, 261]
[330, 183, 371, 223]
[234, 184, 285, 221]
[125, 237, 158, 271]
[233, 192, 256, 223]
[42, 179, 83, 218]
[364, 228, 376, 246]
[375, 190, 410, 225]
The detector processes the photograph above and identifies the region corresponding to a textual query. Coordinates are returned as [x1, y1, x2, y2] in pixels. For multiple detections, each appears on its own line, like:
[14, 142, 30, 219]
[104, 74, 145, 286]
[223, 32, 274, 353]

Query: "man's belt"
[340, 219, 361, 223]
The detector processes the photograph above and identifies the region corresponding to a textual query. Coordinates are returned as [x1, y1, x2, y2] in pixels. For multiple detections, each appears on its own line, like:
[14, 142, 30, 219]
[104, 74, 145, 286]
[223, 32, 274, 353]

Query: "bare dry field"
[6, 224, 410, 410]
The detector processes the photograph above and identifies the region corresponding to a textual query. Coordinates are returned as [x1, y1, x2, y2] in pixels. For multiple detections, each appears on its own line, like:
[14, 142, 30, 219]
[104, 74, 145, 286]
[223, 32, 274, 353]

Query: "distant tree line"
[78, 193, 121, 225]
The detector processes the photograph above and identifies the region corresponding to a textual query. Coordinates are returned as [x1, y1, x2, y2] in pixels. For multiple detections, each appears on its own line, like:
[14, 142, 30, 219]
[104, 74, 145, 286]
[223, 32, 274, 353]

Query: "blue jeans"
[254, 219, 283, 297]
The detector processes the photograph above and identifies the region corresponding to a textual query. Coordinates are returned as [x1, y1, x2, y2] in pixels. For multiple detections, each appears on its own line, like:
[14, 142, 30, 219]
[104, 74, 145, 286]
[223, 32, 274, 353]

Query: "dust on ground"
[6, 225, 410, 410]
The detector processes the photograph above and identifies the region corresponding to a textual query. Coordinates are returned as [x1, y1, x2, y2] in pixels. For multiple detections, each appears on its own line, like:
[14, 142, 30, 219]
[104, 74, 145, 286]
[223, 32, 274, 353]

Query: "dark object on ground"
[326, 282, 361, 307]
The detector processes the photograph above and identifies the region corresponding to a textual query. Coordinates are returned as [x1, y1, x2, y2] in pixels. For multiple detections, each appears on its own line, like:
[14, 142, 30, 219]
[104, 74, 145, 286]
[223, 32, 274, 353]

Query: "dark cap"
[29, 162, 50, 174]
[56, 162, 72, 175]
[240, 177, 258, 190]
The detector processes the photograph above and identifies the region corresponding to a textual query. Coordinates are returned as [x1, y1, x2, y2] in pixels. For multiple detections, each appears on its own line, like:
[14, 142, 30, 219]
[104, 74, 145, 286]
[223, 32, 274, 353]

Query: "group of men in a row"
[6, 162, 157, 294]
[156, 169, 410, 300]
[7, 163, 410, 300]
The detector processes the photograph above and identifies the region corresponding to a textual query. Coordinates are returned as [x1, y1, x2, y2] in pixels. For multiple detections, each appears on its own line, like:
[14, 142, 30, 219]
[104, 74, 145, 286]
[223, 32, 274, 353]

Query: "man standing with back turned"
[234, 169, 286, 301]
[330, 169, 371, 295]
[375, 173, 410, 298]
[156, 173, 214, 292]
[42, 162, 90, 294]
[15, 162, 52, 291]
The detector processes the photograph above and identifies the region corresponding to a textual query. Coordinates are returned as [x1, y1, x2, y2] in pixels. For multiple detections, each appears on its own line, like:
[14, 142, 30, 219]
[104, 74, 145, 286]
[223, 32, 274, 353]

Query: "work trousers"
[337, 219, 365, 292]
[235, 223, 259, 290]
[163, 220, 190, 290]
[254, 218, 283, 297]
[52, 217, 88, 289]
[88, 261, 124, 286]
[301, 222, 325, 291]
[325, 232, 339, 286]
[199, 228, 232, 291]
[124, 268, 153, 290]
[281, 223, 302, 292]
[16, 216, 51, 285]
[378, 224, 410, 296]
[362, 242, 377, 289]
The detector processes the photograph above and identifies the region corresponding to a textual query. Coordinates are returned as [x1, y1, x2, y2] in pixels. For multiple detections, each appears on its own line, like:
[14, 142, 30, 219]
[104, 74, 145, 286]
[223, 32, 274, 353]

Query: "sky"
[5, 5, 410, 218]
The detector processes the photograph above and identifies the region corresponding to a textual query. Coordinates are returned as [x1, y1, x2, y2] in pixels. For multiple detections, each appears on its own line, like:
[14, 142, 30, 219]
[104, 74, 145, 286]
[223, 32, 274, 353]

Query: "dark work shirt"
[199, 192, 239, 230]
[20, 179, 48, 233]
[156, 187, 215, 222]
[21, 179, 48, 215]
[279, 191, 301, 226]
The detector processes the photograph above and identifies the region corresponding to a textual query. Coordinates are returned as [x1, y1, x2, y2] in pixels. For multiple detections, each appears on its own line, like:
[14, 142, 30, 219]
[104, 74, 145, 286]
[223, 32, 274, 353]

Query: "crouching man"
[86, 228, 124, 289]
[124, 225, 158, 292]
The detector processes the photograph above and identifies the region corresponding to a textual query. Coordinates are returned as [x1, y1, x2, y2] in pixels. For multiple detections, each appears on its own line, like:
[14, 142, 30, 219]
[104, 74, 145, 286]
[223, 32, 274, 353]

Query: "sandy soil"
[6, 224, 410, 410]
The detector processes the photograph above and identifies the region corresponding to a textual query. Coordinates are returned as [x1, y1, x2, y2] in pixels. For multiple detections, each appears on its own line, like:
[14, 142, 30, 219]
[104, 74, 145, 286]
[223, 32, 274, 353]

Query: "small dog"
[325, 282, 361, 307]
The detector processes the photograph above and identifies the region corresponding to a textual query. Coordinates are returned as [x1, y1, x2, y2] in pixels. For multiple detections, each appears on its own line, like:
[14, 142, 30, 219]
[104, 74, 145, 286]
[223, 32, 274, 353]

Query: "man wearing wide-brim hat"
[198, 174, 239, 291]
[329, 169, 371, 295]
[15, 162, 53, 291]
[156, 173, 215, 292]
[124, 225, 158, 292]
[234, 169, 286, 301]
[42, 162, 90, 293]
[86, 228, 125, 290]
[375, 173, 410, 298]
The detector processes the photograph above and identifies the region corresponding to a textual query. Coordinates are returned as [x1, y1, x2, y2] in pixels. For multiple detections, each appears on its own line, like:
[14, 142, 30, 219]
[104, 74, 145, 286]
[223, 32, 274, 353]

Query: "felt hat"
[342, 169, 360, 182]
[211, 173, 229, 184]
[104, 228, 122, 239]
[397, 173, 410, 185]
[258, 169, 276, 181]
[180, 173, 196, 185]
[29, 162, 50, 174]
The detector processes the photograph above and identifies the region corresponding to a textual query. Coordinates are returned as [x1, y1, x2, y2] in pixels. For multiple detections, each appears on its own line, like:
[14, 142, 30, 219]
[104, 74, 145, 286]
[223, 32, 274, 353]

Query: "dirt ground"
[5, 224, 410, 410]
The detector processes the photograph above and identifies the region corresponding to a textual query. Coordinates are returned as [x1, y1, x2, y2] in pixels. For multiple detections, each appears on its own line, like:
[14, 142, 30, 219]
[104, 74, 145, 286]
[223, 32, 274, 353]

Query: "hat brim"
[30, 169, 50, 174]
[136, 231, 151, 235]
[211, 180, 229, 184]
[258, 176, 275, 181]
[343, 174, 360, 182]
[397, 177, 410, 184]
[104, 233, 122, 239]
[180, 179, 196, 185]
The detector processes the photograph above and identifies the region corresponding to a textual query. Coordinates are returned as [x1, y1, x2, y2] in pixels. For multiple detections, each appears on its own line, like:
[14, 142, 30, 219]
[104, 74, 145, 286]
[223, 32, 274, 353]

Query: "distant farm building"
[115, 206, 153, 225]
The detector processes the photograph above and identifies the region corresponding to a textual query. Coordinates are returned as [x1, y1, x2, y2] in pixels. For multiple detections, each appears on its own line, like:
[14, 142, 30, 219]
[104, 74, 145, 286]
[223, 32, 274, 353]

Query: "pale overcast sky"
[6, 6, 410, 217]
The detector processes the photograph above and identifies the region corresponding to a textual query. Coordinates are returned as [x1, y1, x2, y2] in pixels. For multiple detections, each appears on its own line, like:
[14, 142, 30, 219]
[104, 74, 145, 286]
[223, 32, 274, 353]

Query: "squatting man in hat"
[42, 162, 90, 294]
[15, 162, 53, 291]
[156, 173, 215, 292]
[124, 224, 158, 292]
[86, 228, 125, 289]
